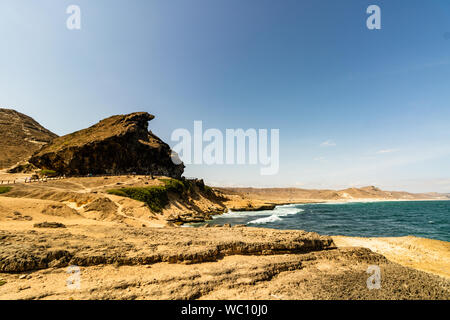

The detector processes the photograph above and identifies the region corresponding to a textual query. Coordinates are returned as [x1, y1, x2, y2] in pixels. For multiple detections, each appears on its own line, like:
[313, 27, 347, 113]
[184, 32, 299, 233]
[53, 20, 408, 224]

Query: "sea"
[193, 200, 450, 242]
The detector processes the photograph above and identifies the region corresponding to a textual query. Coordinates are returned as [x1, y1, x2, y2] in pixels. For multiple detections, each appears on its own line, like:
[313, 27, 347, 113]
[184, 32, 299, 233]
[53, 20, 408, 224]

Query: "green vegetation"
[159, 178, 190, 193]
[0, 280, 6, 286]
[108, 185, 169, 212]
[0, 186, 12, 194]
[202, 185, 214, 196]
[107, 178, 188, 212]
[107, 178, 215, 212]
[39, 169, 58, 177]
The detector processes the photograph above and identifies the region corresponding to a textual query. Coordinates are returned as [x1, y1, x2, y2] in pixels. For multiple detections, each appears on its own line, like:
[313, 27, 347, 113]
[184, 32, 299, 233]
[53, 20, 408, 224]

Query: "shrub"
[203, 185, 214, 196]
[0, 186, 12, 194]
[39, 169, 58, 177]
[106, 178, 215, 212]
[107, 185, 172, 212]
[160, 178, 188, 193]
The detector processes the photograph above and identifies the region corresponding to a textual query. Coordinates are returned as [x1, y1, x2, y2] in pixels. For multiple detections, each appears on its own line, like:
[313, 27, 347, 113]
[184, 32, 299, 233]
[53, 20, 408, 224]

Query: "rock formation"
[29, 112, 184, 177]
[0, 108, 57, 169]
[0, 226, 449, 300]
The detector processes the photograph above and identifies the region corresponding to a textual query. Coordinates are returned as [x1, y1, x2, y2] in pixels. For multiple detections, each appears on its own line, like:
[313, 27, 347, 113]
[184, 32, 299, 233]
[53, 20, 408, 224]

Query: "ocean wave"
[275, 207, 304, 217]
[246, 205, 304, 225]
[248, 215, 283, 225]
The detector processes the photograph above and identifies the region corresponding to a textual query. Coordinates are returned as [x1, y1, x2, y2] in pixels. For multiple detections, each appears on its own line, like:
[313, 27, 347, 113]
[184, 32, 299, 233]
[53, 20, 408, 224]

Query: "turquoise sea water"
[196, 201, 450, 242]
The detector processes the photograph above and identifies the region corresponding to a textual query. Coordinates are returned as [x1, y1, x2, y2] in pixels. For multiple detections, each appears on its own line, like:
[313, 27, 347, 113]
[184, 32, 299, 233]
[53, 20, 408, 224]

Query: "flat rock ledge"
[0, 227, 335, 273]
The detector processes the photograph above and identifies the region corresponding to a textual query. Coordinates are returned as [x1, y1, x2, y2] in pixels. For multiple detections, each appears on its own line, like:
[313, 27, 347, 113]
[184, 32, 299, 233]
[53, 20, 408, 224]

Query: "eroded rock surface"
[0, 226, 334, 272]
[0, 226, 448, 300]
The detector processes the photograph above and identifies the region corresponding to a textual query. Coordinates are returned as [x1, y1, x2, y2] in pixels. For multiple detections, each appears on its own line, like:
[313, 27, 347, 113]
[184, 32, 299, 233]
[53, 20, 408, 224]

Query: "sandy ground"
[0, 169, 30, 183]
[333, 236, 450, 279]
[0, 174, 232, 227]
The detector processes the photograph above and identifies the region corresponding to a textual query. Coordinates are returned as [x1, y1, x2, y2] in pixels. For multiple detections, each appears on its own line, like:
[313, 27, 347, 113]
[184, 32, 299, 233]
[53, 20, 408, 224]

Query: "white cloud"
[376, 149, 398, 154]
[320, 140, 336, 147]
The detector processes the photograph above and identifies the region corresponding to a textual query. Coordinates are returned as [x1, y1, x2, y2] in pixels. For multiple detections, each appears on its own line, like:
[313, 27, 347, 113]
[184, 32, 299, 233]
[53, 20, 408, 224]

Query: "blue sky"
[1, 0, 450, 192]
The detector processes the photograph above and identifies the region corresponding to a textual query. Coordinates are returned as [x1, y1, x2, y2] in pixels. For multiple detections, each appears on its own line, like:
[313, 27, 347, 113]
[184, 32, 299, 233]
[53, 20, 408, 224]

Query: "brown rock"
[29, 112, 184, 178]
[33, 222, 66, 229]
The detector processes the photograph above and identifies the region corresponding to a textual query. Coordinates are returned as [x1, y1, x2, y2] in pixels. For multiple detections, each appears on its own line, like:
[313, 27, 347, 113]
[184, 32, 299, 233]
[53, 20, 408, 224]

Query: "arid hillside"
[0, 175, 227, 227]
[220, 185, 450, 203]
[0, 109, 57, 169]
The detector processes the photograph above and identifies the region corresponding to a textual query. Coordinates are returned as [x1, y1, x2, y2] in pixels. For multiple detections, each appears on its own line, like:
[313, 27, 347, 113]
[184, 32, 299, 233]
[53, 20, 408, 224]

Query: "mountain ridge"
[0, 108, 57, 169]
[219, 185, 450, 202]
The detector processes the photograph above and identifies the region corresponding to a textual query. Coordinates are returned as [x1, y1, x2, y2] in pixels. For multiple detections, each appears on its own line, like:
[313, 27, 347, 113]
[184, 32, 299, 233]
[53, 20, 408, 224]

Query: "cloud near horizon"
[320, 140, 336, 147]
[376, 149, 398, 154]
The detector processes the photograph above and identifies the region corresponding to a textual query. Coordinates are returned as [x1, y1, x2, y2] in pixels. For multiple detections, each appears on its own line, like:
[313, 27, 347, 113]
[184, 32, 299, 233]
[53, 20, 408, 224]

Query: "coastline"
[0, 175, 449, 299]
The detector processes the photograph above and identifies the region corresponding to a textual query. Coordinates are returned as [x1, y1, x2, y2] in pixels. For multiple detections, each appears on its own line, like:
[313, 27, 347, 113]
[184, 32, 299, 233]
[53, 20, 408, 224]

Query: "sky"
[1, 0, 450, 192]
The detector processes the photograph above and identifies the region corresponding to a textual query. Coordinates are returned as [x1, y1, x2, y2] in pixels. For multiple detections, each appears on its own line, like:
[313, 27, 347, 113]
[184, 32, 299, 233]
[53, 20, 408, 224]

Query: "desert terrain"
[0, 173, 449, 300]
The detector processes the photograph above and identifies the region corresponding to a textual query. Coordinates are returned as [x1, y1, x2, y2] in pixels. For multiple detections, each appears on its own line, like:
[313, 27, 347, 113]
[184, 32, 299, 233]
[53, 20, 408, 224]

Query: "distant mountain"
[0, 108, 57, 169]
[220, 185, 450, 202]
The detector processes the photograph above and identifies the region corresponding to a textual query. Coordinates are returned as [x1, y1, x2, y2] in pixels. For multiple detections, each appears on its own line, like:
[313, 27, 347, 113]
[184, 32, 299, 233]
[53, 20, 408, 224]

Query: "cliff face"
[29, 112, 184, 177]
[0, 108, 58, 169]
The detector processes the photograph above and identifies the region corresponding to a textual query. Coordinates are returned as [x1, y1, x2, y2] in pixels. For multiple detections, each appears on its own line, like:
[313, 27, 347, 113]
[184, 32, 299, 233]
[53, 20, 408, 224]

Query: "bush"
[203, 185, 214, 196]
[106, 178, 215, 212]
[107, 184, 172, 212]
[39, 169, 58, 177]
[160, 178, 188, 193]
[0, 186, 12, 194]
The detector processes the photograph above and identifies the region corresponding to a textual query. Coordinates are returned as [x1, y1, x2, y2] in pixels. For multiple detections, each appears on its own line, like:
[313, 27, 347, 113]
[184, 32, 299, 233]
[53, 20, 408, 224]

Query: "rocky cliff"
[0, 109, 57, 169]
[29, 112, 184, 177]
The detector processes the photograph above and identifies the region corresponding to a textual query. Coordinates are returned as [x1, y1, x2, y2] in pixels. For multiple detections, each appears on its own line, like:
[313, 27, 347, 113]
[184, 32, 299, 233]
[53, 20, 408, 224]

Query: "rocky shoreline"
[0, 223, 448, 300]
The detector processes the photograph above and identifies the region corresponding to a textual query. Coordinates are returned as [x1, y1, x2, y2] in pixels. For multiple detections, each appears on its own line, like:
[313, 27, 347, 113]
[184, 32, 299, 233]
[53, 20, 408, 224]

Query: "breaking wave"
[246, 204, 304, 225]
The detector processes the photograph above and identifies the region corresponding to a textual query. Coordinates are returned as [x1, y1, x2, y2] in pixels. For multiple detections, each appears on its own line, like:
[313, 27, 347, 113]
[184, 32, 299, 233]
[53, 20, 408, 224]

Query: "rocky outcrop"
[0, 227, 449, 300]
[29, 112, 184, 178]
[231, 204, 277, 212]
[0, 109, 57, 169]
[0, 227, 335, 272]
